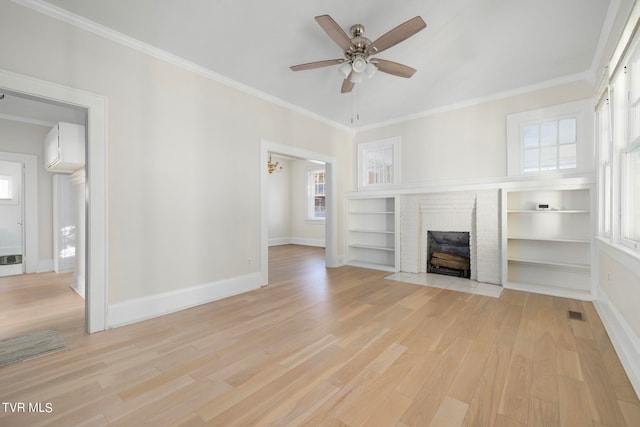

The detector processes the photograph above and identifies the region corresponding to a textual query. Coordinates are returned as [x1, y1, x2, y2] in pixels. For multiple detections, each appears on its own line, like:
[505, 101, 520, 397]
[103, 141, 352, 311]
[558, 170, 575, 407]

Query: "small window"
[507, 99, 593, 176]
[0, 176, 11, 200]
[308, 169, 325, 220]
[357, 137, 400, 189]
[522, 118, 577, 173]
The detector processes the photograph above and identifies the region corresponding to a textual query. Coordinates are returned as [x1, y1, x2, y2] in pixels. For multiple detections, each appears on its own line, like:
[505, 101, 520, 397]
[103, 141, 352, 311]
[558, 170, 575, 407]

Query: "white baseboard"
[37, 259, 54, 273]
[290, 237, 325, 247]
[268, 237, 292, 246]
[503, 281, 594, 301]
[594, 286, 640, 399]
[108, 272, 261, 328]
[268, 237, 325, 248]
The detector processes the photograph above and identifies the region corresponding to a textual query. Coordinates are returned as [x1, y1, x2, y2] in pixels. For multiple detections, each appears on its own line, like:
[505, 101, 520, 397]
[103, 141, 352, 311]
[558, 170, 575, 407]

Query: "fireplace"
[427, 231, 471, 278]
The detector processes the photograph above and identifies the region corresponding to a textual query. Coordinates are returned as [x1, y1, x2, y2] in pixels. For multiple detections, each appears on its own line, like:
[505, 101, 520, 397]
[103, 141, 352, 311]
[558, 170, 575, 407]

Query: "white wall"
[354, 81, 594, 186]
[0, 118, 53, 270]
[0, 2, 352, 310]
[266, 157, 291, 242]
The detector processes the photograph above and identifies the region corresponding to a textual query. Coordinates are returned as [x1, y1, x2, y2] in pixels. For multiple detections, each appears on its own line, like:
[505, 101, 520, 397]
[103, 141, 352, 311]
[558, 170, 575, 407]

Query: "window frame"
[307, 168, 326, 221]
[596, 91, 613, 237]
[506, 99, 594, 177]
[621, 40, 640, 250]
[356, 137, 400, 190]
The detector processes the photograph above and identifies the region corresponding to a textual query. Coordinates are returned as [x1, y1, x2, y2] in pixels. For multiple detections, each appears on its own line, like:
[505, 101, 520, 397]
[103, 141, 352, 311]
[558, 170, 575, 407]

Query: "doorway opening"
[0, 69, 107, 333]
[260, 140, 338, 286]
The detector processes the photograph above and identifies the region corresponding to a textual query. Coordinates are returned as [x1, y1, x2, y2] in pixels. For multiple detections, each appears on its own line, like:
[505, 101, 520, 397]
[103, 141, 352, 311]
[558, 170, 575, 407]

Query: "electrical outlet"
[247, 257, 252, 266]
[607, 271, 612, 281]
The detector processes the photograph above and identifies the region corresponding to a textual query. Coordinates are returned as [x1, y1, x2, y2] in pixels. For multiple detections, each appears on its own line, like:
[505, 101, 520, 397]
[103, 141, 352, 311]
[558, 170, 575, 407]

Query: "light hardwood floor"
[0, 245, 639, 426]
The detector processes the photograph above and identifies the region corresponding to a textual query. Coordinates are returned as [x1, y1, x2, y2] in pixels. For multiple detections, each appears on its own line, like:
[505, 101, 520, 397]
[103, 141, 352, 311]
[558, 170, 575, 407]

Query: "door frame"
[0, 68, 108, 333]
[259, 139, 339, 285]
[0, 154, 37, 274]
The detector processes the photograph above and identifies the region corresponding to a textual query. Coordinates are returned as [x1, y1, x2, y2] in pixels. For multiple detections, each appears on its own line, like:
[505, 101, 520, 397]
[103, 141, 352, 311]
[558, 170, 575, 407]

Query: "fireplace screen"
[427, 231, 470, 278]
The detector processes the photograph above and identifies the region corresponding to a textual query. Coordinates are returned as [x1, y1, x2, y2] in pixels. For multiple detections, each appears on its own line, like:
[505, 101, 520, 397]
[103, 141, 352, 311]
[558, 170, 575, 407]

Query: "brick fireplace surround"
[399, 190, 501, 285]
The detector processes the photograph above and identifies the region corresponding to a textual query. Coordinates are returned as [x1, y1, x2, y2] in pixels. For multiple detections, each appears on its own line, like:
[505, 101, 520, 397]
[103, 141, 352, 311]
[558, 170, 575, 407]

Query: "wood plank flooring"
[0, 244, 638, 426]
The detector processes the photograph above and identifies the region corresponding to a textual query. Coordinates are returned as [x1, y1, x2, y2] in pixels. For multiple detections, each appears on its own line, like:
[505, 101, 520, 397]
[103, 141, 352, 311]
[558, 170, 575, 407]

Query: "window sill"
[306, 218, 325, 224]
[595, 236, 640, 277]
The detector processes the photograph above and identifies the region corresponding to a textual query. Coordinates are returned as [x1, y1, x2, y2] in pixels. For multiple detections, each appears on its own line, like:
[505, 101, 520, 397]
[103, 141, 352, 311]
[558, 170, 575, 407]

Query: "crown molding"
[11, 0, 616, 136]
[11, 0, 354, 134]
[354, 71, 593, 133]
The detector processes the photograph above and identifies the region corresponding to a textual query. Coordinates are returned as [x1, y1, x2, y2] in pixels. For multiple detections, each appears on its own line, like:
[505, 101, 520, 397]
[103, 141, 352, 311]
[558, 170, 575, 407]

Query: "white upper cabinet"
[44, 122, 85, 173]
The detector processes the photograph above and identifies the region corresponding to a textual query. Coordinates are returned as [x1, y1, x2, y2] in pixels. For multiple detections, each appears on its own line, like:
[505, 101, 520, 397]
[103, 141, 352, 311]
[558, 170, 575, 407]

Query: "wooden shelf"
[348, 229, 394, 234]
[508, 258, 589, 270]
[504, 187, 592, 297]
[349, 244, 394, 252]
[507, 237, 590, 244]
[507, 209, 589, 213]
[346, 197, 398, 271]
[349, 211, 394, 215]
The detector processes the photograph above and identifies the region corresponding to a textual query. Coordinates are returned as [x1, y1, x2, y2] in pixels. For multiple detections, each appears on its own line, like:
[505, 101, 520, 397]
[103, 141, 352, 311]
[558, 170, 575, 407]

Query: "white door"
[0, 160, 24, 277]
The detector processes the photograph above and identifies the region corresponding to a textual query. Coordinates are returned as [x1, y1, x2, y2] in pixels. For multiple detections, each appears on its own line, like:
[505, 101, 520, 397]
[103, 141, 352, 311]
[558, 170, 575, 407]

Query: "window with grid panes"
[308, 169, 325, 219]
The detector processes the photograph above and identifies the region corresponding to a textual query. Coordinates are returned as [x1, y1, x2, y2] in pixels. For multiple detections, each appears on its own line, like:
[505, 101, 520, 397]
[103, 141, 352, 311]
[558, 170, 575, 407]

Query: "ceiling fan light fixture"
[350, 71, 364, 84]
[351, 56, 367, 73]
[338, 61, 352, 78]
[364, 62, 377, 78]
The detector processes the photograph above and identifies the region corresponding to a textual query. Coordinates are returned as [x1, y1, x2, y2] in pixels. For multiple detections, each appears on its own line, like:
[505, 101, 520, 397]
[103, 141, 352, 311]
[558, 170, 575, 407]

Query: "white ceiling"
[24, 0, 615, 127]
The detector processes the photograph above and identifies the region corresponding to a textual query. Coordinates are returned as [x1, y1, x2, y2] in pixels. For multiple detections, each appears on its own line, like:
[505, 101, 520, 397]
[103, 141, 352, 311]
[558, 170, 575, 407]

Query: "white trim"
[268, 237, 326, 248]
[108, 272, 261, 328]
[0, 152, 37, 274]
[506, 99, 594, 177]
[356, 137, 401, 191]
[503, 281, 593, 301]
[345, 173, 595, 198]
[0, 68, 108, 333]
[269, 237, 326, 247]
[290, 237, 325, 248]
[12, 0, 352, 134]
[594, 287, 640, 399]
[268, 237, 292, 247]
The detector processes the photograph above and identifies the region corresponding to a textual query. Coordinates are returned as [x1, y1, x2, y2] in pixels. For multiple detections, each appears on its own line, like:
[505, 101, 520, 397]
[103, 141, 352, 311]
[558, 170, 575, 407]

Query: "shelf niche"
[346, 196, 398, 272]
[503, 187, 592, 298]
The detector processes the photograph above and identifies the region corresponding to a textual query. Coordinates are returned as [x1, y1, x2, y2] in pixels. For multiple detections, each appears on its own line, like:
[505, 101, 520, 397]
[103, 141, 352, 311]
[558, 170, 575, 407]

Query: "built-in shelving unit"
[502, 187, 593, 299]
[345, 196, 399, 271]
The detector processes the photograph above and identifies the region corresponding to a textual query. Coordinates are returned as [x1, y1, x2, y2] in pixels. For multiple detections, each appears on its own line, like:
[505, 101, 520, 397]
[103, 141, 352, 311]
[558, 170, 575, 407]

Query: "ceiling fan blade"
[366, 16, 426, 55]
[290, 59, 343, 71]
[373, 59, 417, 78]
[341, 73, 355, 93]
[315, 15, 354, 51]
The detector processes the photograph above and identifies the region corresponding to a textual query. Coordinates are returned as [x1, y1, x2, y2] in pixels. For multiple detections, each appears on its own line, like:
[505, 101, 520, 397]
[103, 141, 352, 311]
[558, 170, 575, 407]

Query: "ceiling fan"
[290, 14, 426, 94]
